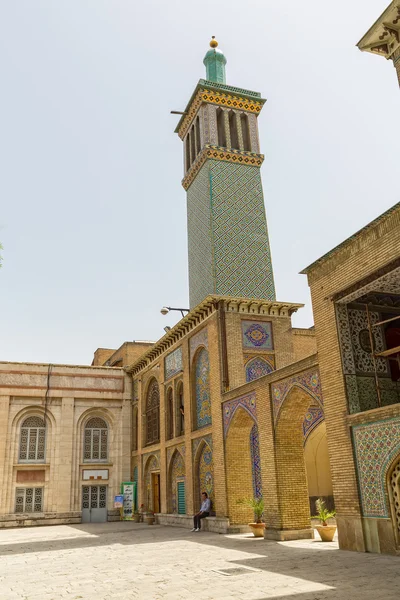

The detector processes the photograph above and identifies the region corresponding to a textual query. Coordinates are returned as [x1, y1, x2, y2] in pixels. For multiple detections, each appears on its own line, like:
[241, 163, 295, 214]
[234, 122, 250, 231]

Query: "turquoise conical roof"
[203, 37, 227, 84]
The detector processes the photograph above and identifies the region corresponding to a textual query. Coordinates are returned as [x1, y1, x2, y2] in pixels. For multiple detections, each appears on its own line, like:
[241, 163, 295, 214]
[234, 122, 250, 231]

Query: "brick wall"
[305, 203, 400, 552]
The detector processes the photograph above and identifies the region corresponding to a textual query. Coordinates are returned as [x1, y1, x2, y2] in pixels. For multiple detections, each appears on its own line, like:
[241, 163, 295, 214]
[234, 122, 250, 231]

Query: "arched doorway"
[388, 453, 400, 548]
[143, 454, 160, 513]
[304, 421, 333, 515]
[168, 450, 186, 514]
[275, 385, 323, 531]
[225, 407, 260, 524]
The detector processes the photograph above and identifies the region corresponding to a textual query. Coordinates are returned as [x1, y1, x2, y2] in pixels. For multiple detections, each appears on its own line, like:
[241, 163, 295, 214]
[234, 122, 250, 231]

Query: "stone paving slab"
[0, 522, 399, 599]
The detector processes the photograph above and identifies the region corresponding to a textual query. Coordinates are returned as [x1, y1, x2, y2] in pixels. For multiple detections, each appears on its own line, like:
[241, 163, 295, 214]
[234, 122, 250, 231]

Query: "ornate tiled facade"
[250, 424, 262, 499]
[195, 348, 212, 428]
[187, 159, 275, 308]
[303, 407, 324, 442]
[167, 444, 185, 468]
[352, 417, 400, 518]
[164, 347, 183, 381]
[272, 370, 322, 424]
[336, 304, 397, 414]
[190, 328, 208, 358]
[192, 434, 212, 460]
[245, 357, 274, 382]
[198, 442, 214, 508]
[223, 392, 257, 437]
[242, 320, 273, 350]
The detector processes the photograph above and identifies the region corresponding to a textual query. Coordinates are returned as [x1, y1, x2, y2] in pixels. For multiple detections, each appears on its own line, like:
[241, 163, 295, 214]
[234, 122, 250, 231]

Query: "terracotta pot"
[315, 525, 336, 542]
[133, 514, 141, 523]
[249, 522, 265, 538]
[145, 515, 155, 525]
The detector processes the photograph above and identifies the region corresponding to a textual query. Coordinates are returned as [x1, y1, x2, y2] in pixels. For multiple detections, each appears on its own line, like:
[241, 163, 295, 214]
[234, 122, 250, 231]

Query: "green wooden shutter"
[177, 481, 186, 514]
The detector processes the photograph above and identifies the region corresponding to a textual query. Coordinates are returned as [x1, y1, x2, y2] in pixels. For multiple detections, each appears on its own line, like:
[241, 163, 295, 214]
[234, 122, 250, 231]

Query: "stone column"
[159, 362, 167, 514]
[247, 113, 260, 153]
[0, 396, 10, 514]
[182, 338, 194, 515]
[56, 397, 74, 513]
[223, 109, 231, 148]
[235, 111, 244, 151]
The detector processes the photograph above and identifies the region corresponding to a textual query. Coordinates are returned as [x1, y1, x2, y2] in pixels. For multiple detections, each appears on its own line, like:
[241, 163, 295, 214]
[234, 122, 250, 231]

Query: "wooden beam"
[375, 345, 400, 358]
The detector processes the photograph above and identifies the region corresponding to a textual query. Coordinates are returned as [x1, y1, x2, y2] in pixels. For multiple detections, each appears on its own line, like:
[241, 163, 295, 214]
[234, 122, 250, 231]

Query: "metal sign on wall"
[121, 482, 136, 520]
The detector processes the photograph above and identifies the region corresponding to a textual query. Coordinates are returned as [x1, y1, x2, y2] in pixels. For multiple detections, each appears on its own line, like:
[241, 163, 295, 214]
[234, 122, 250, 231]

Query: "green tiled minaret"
[176, 38, 276, 308]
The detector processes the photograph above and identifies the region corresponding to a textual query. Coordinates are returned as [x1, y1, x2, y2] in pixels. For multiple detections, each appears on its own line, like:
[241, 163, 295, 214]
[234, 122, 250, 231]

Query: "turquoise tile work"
[187, 159, 276, 307]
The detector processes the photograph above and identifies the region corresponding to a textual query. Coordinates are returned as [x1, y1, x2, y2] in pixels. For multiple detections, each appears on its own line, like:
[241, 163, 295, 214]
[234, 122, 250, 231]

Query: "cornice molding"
[125, 296, 303, 376]
[177, 87, 265, 140]
[182, 144, 264, 191]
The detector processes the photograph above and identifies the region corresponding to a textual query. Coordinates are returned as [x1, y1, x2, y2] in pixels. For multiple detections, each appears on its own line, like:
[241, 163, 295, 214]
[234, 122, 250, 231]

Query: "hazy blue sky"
[0, 1, 398, 365]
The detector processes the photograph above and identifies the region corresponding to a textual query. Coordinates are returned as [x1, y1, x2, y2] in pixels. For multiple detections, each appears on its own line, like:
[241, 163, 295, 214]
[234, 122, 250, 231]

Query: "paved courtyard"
[0, 522, 399, 600]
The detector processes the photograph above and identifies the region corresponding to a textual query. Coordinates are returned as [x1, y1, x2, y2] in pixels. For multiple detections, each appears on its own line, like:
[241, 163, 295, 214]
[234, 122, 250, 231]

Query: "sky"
[0, 0, 399, 365]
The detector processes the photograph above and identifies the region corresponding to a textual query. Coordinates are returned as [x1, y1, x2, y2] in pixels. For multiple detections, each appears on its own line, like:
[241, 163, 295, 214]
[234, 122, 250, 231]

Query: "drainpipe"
[217, 300, 229, 392]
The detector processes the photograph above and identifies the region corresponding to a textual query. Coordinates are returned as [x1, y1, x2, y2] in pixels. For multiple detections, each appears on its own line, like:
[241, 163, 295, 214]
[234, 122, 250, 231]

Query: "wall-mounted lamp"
[160, 306, 189, 318]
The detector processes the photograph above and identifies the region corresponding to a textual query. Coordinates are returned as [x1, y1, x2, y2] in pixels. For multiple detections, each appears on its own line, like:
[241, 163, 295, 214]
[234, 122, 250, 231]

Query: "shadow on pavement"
[0, 522, 399, 599]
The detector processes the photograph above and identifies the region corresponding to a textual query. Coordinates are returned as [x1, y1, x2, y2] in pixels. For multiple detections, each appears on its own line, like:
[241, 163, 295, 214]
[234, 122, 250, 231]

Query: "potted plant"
[313, 498, 336, 542]
[237, 497, 265, 537]
[144, 510, 155, 525]
[133, 510, 141, 523]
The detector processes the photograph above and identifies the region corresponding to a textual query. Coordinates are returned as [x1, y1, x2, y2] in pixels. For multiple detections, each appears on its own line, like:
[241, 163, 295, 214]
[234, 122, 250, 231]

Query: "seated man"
[191, 492, 211, 532]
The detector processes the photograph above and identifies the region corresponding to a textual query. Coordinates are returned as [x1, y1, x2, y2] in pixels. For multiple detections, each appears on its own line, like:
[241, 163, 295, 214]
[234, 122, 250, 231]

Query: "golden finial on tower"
[209, 36, 218, 48]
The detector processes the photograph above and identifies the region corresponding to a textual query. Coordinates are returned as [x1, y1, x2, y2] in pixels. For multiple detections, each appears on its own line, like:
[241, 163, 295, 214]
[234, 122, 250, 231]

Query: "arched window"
[84, 417, 108, 462]
[195, 348, 212, 429]
[195, 116, 201, 154]
[166, 388, 174, 441]
[19, 416, 46, 462]
[185, 135, 191, 171]
[241, 113, 251, 151]
[146, 380, 160, 445]
[229, 111, 239, 149]
[132, 406, 138, 452]
[177, 382, 184, 436]
[190, 125, 196, 164]
[217, 108, 226, 147]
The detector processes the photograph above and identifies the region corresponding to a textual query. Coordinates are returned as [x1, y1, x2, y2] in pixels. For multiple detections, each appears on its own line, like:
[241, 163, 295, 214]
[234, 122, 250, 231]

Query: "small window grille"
[84, 417, 108, 462]
[19, 416, 46, 462]
[82, 485, 107, 509]
[15, 487, 43, 513]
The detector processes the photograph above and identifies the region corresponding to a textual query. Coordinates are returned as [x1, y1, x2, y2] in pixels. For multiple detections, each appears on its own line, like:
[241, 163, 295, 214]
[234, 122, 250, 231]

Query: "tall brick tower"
[175, 38, 276, 308]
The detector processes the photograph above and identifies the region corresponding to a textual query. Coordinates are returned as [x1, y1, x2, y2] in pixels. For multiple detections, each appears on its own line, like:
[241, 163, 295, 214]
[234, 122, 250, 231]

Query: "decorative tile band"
[182, 145, 264, 191]
[165, 347, 183, 381]
[353, 417, 400, 518]
[303, 407, 324, 443]
[272, 370, 322, 425]
[245, 357, 274, 382]
[223, 392, 257, 437]
[178, 88, 264, 139]
[242, 320, 273, 350]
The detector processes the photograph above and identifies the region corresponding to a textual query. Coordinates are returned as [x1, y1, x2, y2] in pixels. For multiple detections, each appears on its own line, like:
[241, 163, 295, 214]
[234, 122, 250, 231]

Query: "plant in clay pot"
[144, 510, 155, 525]
[237, 497, 265, 537]
[133, 510, 141, 523]
[313, 498, 336, 542]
